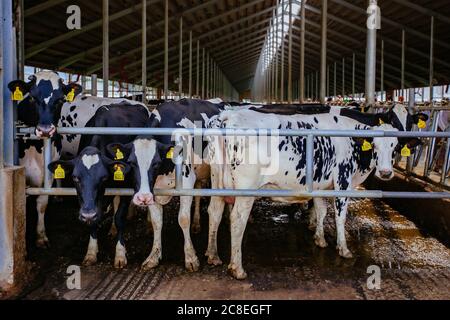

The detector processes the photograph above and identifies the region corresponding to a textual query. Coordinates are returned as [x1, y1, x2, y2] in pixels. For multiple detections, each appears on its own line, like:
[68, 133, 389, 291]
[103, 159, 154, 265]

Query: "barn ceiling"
[22, 0, 450, 94]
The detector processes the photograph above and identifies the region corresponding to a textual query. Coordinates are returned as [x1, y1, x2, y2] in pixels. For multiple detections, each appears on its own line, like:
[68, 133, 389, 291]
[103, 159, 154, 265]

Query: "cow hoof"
[207, 255, 223, 266]
[228, 264, 247, 280]
[314, 235, 328, 248]
[82, 254, 97, 266]
[36, 236, 50, 248]
[338, 247, 353, 259]
[141, 256, 160, 271]
[114, 255, 127, 269]
[185, 255, 200, 272]
[191, 224, 201, 234]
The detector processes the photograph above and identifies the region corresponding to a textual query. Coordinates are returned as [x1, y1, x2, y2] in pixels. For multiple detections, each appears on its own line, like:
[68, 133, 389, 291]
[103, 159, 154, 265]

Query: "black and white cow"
[205, 108, 422, 279]
[111, 99, 221, 272]
[48, 103, 150, 268]
[9, 71, 145, 247]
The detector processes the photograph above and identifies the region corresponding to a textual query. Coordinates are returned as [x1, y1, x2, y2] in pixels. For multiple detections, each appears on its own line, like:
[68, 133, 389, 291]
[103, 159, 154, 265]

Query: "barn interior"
[0, 0, 449, 300]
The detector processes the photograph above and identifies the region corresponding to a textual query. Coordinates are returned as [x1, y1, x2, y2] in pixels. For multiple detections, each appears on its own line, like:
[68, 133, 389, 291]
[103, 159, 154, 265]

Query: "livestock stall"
[0, 0, 450, 301]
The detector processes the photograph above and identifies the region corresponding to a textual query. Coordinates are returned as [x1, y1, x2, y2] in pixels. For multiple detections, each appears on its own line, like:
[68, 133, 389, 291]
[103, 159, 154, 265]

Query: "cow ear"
[48, 160, 74, 178]
[106, 143, 132, 160]
[406, 138, 422, 149]
[62, 81, 83, 97]
[108, 161, 131, 178]
[8, 79, 32, 95]
[147, 113, 161, 128]
[412, 113, 429, 124]
[353, 137, 373, 146]
[157, 142, 174, 160]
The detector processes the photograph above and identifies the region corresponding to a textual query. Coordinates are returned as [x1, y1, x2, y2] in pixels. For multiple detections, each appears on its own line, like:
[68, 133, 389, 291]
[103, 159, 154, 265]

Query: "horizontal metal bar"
[25, 187, 450, 199]
[18, 127, 450, 138]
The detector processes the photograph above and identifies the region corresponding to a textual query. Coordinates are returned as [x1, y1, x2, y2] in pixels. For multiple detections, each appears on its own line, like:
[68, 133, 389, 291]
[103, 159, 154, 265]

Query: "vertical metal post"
[352, 52, 355, 98]
[141, 0, 147, 104]
[334, 61, 337, 98]
[327, 64, 330, 98]
[299, 0, 305, 103]
[288, 0, 292, 104]
[315, 71, 319, 101]
[342, 57, 345, 98]
[275, 4, 279, 102]
[306, 134, 314, 192]
[1, 0, 15, 166]
[429, 16, 434, 102]
[202, 48, 205, 99]
[280, 0, 285, 102]
[381, 39, 384, 101]
[319, 0, 327, 103]
[206, 52, 210, 98]
[43, 139, 52, 189]
[424, 111, 440, 177]
[102, 0, 109, 98]
[174, 134, 183, 190]
[365, 0, 378, 107]
[196, 40, 199, 97]
[178, 16, 183, 99]
[441, 136, 450, 185]
[164, 0, 169, 99]
[91, 74, 98, 96]
[0, 0, 4, 168]
[16, 0, 25, 80]
[306, 74, 309, 99]
[189, 31, 192, 98]
[401, 29, 405, 95]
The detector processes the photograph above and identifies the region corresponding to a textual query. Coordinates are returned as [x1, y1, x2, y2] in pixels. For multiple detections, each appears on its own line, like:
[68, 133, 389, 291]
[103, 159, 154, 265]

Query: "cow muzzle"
[36, 124, 56, 137]
[133, 193, 155, 206]
[376, 169, 394, 181]
[79, 210, 98, 225]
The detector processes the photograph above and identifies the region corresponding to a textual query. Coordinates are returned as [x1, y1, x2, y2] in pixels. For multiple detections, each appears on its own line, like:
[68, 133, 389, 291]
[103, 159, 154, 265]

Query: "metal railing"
[18, 126, 450, 199]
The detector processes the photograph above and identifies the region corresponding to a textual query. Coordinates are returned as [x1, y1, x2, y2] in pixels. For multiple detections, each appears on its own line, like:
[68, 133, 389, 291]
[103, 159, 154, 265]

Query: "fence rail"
[17, 126, 450, 199]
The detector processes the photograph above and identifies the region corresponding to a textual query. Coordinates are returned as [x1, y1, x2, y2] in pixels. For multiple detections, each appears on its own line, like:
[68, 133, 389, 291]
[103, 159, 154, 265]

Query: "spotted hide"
[205, 109, 421, 279]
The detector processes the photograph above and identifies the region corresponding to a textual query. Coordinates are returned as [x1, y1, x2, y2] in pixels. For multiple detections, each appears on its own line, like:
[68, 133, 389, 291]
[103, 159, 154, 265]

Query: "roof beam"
[390, 0, 450, 25]
[56, 0, 219, 69]
[328, 0, 450, 50]
[24, 0, 69, 17]
[26, 0, 160, 59]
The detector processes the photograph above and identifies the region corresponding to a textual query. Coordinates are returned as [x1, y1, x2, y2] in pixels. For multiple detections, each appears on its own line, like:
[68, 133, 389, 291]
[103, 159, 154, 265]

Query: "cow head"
[106, 139, 172, 207]
[382, 104, 429, 132]
[8, 71, 82, 137]
[48, 147, 130, 224]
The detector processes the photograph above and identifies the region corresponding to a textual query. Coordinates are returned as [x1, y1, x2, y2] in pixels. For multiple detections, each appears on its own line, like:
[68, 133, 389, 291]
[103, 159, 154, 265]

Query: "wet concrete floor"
[19, 195, 450, 300]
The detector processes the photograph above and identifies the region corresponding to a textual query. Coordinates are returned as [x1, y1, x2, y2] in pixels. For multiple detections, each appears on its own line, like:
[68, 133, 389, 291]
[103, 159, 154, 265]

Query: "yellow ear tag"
[417, 119, 426, 129]
[115, 149, 124, 160]
[379, 118, 385, 125]
[66, 88, 75, 102]
[114, 166, 125, 181]
[166, 147, 174, 159]
[54, 164, 65, 179]
[361, 140, 372, 151]
[12, 87, 24, 101]
[401, 145, 411, 157]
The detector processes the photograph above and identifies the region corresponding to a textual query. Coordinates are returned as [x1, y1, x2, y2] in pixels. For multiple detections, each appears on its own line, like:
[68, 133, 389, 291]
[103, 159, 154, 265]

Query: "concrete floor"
[20, 196, 450, 300]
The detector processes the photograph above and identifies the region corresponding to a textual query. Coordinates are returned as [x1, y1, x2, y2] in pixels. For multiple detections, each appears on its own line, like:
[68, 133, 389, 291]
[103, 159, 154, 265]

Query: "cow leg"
[36, 195, 49, 248]
[114, 197, 130, 269]
[334, 197, 353, 258]
[308, 204, 317, 231]
[83, 225, 98, 266]
[191, 181, 202, 234]
[108, 195, 120, 238]
[179, 194, 200, 272]
[142, 203, 163, 270]
[228, 197, 255, 280]
[313, 198, 328, 248]
[205, 196, 225, 266]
